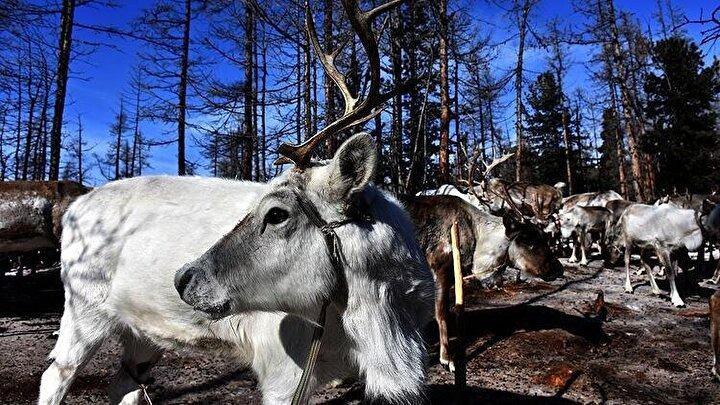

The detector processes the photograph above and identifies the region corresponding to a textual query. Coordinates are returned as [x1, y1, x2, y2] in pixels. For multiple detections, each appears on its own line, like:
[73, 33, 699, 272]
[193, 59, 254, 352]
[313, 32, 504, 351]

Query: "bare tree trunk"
[312, 51, 318, 137]
[389, 8, 404, 192]
[131, 84, 141, 177]
[241, 2, 255, 179]
[304, 27, 312, 142]
[573, 102, 584, 187]
[514, 0, 530, 182]
[561, 110, 574, 194]
[374, 113, 382, 183]
[406, 0, 424, 192]
[14, 63, 22, 180]
[49, 0, 76, 180]
[609, 81, 628, 197]
[0, 110, 6, 180]
[177, 0, 191, 176]
[36, 64, 51, 180]
[77, 115, 83, 184]
[488, 98, 498, 157]
[260, 20, 267, 180]
[253, 18, 260, 181]
[453, 51, 462, 178]
[115, 100, 124, 180]
[438, 0, 450, 183]
[295, 23, 302, 144]
[478, 88, 486, 159]
[606, 0, 647, 201]
[23, 71, 37, 180]
[549, 23, 575, 194]
[323, 0, 336, 155]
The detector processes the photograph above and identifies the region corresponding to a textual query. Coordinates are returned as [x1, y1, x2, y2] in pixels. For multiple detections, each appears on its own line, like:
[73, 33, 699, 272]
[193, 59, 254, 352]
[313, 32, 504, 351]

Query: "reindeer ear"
[327, 133, 377, 201]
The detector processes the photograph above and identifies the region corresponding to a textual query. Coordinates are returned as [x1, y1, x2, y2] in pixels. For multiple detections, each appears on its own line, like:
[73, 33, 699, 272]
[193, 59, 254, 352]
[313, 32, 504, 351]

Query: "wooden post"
[450, 221, 466, 398]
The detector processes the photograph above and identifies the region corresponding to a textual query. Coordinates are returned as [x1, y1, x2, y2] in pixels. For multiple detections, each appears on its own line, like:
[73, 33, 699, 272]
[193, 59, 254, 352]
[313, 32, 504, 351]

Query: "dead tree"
[48, 0, 76, 180]
[513, 0, 535, 182]
[438, 0, 451, 183]
[242, 2, 255, 180]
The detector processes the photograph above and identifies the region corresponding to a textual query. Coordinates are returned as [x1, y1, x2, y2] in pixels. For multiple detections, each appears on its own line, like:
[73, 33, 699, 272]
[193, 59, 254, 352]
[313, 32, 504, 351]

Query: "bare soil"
[1, 257, 719, 404]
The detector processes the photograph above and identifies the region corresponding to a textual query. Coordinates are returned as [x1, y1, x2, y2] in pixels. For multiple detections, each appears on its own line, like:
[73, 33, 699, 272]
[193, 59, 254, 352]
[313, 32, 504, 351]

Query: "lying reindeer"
[401, 194, 562, 372]
[607, 204, 703, 307]
[40, 2, 434, 404]
[558, 206, 612, 266]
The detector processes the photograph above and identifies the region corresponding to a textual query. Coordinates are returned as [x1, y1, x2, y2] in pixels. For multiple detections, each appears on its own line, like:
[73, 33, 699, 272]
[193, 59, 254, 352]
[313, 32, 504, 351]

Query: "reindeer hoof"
[651, 289, 662, 296]
[568, 258, 577, 263]
[672, 299, 686, 308]
[440, 357, 455, 373]
[624, 285, 633, 294]
[580, 260, 589, 266]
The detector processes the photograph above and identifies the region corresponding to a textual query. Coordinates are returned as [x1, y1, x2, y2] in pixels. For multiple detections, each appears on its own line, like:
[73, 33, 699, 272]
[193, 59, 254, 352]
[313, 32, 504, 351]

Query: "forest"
[0, 0, 719, 202]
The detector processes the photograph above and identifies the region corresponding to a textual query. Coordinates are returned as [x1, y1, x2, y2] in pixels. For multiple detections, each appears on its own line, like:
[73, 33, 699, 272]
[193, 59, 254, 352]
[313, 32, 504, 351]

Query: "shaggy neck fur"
[302, 184, 434, 401]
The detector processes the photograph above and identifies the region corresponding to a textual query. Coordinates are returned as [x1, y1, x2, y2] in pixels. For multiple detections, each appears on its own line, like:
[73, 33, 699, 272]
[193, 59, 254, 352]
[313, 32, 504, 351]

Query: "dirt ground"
[1, 256, 719, 404]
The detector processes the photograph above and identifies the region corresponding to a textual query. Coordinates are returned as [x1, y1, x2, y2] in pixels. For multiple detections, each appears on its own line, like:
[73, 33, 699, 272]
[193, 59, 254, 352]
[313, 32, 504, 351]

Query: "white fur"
[39, 137, 434, 404]
[616, 204, 702, 307]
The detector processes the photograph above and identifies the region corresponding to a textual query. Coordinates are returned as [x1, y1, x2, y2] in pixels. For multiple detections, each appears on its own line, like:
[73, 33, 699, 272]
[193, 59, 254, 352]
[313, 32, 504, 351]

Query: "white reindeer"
[608, 204, 703, 307]
[40, 1, 434, 403]
[38, 134, 434, 405]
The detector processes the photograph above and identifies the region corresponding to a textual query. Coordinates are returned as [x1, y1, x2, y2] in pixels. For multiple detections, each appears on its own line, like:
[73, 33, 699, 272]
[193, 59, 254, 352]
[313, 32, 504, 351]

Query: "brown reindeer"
[401, 194, 562, 371]
[481, 179, 564, 224]
[457, 150, 563, 224]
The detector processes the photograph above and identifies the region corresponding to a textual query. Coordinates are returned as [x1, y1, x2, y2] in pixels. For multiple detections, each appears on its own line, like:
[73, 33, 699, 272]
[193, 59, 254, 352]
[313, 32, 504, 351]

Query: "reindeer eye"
[264, 207, 289, 226]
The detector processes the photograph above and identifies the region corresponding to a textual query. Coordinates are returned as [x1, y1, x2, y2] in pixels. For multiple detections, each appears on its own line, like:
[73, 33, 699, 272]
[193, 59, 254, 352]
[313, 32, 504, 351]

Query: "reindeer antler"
[459, 151, 513, 201]
[463, 148, 483, 199]
[275, 0, 406, 168]
[481, 153, 514, 179]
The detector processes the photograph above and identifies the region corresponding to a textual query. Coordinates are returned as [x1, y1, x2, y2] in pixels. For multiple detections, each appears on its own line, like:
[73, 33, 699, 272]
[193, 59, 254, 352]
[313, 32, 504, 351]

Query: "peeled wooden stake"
[451, 222, 463, 306]
[450, 221, 466, 396]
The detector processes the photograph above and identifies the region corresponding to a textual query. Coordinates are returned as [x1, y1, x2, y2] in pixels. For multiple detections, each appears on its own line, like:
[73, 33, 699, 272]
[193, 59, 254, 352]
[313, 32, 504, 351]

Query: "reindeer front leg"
[640, 249, 661, 295]
[657, 247, 685, 307]
[434, 264, 454, 372]
[596, 229, 605, 257]
[568, 235, 578, 263]
[624, 241, 633, 293]
[579, 229, 589, 266]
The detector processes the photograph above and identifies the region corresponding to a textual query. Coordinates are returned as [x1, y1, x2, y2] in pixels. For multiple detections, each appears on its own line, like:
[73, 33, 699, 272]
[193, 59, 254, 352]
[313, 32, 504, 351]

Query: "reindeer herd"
[21, 145, 720, 404]
[0, 0, 709, 403]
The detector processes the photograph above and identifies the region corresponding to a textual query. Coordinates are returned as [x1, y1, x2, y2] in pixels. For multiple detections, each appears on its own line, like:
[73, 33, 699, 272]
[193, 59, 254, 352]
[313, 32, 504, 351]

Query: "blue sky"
[66, 0, 719, 185]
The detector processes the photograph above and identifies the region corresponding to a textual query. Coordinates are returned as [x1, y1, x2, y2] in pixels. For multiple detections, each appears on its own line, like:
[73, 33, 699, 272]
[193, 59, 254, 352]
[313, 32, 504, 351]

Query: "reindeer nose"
[175, 265, 198, 298]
